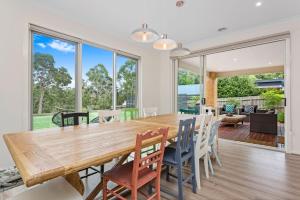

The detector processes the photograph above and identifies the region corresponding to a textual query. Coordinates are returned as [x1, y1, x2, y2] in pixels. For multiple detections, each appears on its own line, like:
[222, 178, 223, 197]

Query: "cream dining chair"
[142, 107, 158, 117]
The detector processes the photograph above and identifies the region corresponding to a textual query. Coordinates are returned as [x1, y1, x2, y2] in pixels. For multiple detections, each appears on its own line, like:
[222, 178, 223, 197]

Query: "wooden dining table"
[3, 113, 201, 200]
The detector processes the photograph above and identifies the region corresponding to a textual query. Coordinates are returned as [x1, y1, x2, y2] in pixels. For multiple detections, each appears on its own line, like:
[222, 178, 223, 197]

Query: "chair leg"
[101, 165, 104, 174]
[194, 156, 201, 190]
[176, 164, 184, 200]
[213, 146, 222, 167]
[155, 177, 161, 200]
[85, 168, 88, 178]
[191, 155, 197, 193]
[166, 165, 170, 182]
[103, 177, 108, 200]
[204, 154, 209, 179]
[131, 188, 138, 200]
[208, 155, 215, 175]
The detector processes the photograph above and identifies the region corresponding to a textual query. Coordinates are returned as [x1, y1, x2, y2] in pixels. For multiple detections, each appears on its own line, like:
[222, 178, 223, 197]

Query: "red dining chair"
[103, 127, 169, 200]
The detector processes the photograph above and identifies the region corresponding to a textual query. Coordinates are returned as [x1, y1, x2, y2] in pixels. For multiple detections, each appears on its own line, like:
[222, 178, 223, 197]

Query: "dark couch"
[239, 105, 258, 122]
[219, 105, 238, 115]
[250, 111, 278, 135]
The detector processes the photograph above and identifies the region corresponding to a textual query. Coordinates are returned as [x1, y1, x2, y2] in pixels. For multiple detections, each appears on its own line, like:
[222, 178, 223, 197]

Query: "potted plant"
[261, 90, 284, 111]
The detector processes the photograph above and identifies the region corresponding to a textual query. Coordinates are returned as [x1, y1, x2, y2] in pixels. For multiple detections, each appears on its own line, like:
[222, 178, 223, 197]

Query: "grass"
[32, 109, 139, 130]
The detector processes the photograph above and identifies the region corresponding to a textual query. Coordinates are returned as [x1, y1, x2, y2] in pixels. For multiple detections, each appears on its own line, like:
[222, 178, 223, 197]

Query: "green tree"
[84, 64, 113, 109]
[117, 60, 137, 106]
[255, 72, 284, 80]
[178, 69, 200, 85]
[33, 53, 72, 114]
[217, 76, 262, 98]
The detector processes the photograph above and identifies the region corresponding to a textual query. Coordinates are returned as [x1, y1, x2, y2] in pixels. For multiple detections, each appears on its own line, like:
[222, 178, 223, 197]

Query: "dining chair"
[122, 108, 139, 121]
[61, 112, 89, 127]
[102, 128, 169, 200]
[194, 114, 213, 189]
[8, 177, 82, 200]
[61, 112, 102, 179]
[98, 110, 121, 123]
[143, 107, 158, 117]
[163, 117, 197, 200]
[207, 118, 223, 175]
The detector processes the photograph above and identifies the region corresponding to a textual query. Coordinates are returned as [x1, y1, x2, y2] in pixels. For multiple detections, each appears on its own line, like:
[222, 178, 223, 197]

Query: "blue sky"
[33, 33, 129, 85]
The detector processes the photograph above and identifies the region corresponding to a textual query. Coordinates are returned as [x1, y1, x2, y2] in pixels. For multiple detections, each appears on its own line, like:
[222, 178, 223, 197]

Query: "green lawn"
[33, 109, 138, 130]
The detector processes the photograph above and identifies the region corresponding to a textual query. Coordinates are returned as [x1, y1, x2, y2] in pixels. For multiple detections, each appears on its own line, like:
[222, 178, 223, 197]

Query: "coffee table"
[221, 114, 247, 127]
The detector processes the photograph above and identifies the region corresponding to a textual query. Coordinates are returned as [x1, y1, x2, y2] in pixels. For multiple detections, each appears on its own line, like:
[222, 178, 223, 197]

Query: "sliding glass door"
[32, 32, 77, 130]
[177, 56, 204, 114]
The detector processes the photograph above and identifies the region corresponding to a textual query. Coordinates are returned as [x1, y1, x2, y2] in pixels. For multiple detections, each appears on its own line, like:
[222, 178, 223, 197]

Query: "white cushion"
[8, 177, 82, 200]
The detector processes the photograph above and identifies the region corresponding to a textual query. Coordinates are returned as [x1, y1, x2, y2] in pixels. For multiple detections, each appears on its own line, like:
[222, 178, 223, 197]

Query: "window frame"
[29, 24, 140, 130]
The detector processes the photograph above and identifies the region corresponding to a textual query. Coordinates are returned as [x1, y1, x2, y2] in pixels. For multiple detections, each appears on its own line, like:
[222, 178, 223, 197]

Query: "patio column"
[205, 72, 217, 107]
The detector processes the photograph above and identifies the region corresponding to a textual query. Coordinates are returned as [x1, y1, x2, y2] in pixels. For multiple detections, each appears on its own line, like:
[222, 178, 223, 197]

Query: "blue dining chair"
[163, 117, 197, 200]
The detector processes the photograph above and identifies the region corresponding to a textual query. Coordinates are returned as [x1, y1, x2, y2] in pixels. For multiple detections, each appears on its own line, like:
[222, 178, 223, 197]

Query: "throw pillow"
[225, 104, 235, 113]
[244, 105, 255, 113]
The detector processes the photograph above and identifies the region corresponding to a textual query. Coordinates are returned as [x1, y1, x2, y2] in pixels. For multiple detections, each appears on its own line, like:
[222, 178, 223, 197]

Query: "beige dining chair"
[143, 107, 158, 117]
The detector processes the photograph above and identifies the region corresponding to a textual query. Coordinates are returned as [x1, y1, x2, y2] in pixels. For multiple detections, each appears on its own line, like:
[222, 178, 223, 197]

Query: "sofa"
[238, 105, 258, 122]
[219, 104, 238, 115]
[250, 111, 278, 135]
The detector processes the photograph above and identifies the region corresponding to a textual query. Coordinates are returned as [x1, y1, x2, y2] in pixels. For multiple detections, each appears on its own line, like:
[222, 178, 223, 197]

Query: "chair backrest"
[176, 117, 196, 154]
[122, 108, 139, 121]
[195, 114, 213, 152]
[132, 128, 169, 186]
[143, 107, 158, 117]
[208, 118, 222, 145]
[98, 110, 121, 123]
[61, 112, 89, 127]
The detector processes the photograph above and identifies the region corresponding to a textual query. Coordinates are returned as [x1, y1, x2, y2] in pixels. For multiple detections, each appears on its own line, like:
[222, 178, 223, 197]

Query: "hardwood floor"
[2, 140, 300, 200]
[219, 122, 285, 148]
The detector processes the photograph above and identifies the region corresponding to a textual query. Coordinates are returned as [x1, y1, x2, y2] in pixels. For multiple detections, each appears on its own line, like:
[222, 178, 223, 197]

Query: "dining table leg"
[85, 153, 130, 200]
[65, 172, 85, 195]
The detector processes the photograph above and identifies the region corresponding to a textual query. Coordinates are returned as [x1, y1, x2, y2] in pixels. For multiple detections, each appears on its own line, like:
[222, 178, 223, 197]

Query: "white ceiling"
[32, 0, 300, 45]
[206, 41, 285, 72]
[181, 41, 285, 72]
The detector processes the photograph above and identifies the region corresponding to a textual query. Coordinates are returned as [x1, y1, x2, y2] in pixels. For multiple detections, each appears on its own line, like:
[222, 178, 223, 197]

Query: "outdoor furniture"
[122, 108, 139, 120]
[8, 177, 82, 200]
[163, 117, 197, 200]
[219, 104, 238, 115]
[142, 107, 158, 117]
[221, 114, 247, 127]
[103, 128, 168, 200]
[250, 113, 278, 135]
[3, 114, 201, 200]
[207, 119, 223, 175]
[98, 110, 121, 123]
[238, 105, 258, 122]
[61, 112, 89, 127]
[194, 114, 213, 189]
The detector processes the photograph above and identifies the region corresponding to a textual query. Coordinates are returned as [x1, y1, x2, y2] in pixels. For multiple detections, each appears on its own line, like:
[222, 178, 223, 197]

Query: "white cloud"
[37, 43, 46, 48]
[48, 40, 75, 53]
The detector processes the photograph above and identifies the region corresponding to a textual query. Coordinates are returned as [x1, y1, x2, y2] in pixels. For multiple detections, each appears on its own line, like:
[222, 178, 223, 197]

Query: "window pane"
[177, 68, 202, 114]
[116, 55, 138, 109]
[82, 44, 113, 122]
[32, 33, 76, 130]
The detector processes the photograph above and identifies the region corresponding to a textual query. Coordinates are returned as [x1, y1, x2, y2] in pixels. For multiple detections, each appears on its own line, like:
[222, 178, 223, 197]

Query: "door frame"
[171, 32, 291, 153]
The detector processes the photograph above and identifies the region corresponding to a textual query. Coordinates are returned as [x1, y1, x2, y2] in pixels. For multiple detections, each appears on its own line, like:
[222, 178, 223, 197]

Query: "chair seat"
[163, 146, 192, 165]
[8, 177, 82, 200]
[103, 161, 157, 189]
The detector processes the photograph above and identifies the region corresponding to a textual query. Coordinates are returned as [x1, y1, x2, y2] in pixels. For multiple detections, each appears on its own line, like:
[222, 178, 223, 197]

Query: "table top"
[3, 113, 199, 187]
[221, 114, 247, 119]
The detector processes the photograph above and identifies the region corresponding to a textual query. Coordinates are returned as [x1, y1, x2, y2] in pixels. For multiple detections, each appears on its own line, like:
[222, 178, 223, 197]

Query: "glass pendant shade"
[131, 23, 159, 43]
[170, 43, 191, 56]
[153, 34, 177, 50]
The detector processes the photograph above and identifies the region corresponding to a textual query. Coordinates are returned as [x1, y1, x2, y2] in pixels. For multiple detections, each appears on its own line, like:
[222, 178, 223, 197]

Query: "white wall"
[159, 16, 300, 154]
[0, 0, 162, 168]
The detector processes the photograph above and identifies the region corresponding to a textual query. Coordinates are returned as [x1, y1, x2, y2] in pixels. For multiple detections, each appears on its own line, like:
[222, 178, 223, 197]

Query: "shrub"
[261, 90, 283, 110]
[278, 111, 285, 123]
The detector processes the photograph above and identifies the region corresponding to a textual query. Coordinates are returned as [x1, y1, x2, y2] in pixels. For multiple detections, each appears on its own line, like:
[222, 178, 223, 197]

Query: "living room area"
[205, 41, 286, 150]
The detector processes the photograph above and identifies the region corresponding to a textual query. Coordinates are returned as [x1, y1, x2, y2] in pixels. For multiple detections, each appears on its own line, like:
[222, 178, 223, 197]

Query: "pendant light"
[153, 34, 177, 50]
[131, 23, 159, 43]
[170, 43, 191, 56]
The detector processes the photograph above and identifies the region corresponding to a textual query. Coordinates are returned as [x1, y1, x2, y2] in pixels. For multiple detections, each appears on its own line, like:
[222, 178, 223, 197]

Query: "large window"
[31, 27, 139, 130]
[82, 44, 113, 121]
[32, 33, 76, 130]
[116, 55, 138, 109]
